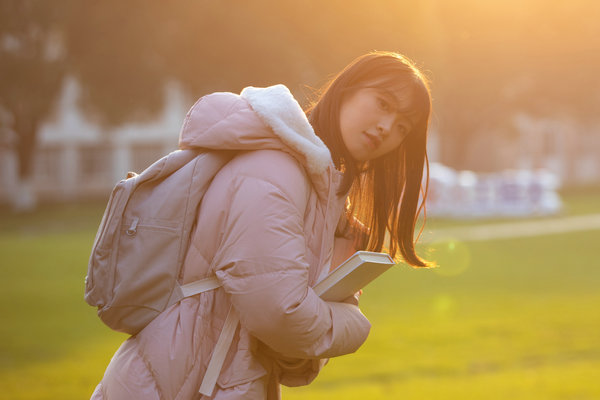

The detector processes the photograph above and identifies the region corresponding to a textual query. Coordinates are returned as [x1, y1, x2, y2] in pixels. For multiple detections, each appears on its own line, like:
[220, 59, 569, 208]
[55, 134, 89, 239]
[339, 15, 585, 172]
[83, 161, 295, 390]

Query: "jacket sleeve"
[210, 153, 371, 360]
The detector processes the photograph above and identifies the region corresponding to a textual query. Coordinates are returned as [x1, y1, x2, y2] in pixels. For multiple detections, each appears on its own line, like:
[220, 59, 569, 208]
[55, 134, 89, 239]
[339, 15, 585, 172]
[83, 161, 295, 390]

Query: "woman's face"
[339, 87, 412, 162]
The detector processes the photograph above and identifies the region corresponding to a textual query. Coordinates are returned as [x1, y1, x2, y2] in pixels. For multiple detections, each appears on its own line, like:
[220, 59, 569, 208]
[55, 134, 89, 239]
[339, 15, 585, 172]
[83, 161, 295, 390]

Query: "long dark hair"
[306, 51, 432, 267]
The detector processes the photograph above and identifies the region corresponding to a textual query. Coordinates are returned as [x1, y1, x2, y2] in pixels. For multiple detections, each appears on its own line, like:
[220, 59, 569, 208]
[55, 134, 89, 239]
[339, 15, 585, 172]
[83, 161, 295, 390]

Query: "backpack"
[84, 148, 234, 335]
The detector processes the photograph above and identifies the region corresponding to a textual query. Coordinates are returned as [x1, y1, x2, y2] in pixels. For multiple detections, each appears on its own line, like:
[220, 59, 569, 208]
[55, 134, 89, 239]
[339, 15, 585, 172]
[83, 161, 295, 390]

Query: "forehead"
[361, 77, 418, 108]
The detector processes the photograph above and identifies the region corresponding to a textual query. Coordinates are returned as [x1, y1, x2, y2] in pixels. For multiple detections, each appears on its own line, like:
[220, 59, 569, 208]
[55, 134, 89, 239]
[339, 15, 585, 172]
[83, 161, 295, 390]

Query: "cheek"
[340, 102, 360, 126]
[339, 105, 360, 145]
[392, 134, 405, 149]
[391, 126, 410, 146]
[378, 135, 405, 158]
[341, 97, 376, 131]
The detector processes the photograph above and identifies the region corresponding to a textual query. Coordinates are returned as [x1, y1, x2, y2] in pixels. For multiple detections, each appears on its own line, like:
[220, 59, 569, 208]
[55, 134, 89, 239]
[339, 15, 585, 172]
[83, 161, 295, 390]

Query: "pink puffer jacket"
[91, 85, 371, 400]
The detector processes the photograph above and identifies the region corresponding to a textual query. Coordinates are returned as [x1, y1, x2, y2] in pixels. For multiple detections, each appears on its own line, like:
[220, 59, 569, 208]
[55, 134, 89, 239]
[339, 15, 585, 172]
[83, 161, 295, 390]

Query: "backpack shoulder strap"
[179, 276, 239, 398]
[199, 305, 240, 397]
[180, 276, 222, 297]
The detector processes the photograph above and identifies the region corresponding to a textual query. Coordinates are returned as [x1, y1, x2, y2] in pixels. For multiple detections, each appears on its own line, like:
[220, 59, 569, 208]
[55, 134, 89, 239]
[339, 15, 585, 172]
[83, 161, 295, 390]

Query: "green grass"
[284, 231, 600, 399]
[0, 201, 126, 399]
[1, 189, 599, 399]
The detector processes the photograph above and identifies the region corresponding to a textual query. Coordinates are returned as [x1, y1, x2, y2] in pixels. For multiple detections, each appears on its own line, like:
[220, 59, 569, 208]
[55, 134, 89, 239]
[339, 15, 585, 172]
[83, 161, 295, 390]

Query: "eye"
[376, 97, 390, 111]
[395, 123, 409, 138]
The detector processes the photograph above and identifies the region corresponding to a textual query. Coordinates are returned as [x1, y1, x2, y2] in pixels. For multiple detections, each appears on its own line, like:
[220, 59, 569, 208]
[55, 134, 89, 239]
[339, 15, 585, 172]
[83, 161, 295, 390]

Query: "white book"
[313, 251, 395, 302]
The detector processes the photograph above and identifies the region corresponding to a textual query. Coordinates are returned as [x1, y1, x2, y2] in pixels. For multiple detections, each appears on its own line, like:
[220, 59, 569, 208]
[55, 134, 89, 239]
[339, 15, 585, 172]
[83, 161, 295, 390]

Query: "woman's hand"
[341, 290, 363, 306]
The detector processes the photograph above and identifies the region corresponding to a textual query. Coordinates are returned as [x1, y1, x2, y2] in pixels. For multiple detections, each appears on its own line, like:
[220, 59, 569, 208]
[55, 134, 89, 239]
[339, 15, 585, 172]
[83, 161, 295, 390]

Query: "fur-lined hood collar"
[178, 84, 333, 176]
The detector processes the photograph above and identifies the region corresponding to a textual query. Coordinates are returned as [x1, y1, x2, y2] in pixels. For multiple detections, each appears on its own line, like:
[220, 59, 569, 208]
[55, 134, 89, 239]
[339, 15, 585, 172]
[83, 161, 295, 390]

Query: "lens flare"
[427, 238, 471, 276]
[431, 294, 458, 320]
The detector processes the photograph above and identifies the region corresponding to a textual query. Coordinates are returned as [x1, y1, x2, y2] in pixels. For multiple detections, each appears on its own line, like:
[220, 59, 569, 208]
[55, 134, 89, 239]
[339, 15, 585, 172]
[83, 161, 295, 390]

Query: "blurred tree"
[414, 0, 600, 170]
[62, 0, 425, 123]
[64, 1, 168, 126]
[0, 0, 70, 210]
[4, 0, 600, 209]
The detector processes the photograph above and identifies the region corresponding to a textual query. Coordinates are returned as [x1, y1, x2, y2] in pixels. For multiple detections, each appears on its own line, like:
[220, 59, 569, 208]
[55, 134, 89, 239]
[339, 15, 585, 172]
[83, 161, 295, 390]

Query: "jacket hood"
[178, 84, 333, 176]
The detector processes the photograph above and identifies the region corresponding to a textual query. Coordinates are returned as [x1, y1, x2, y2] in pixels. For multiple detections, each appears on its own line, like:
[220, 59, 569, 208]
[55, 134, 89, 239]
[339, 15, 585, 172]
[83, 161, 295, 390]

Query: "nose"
[376, 114, 395, 136]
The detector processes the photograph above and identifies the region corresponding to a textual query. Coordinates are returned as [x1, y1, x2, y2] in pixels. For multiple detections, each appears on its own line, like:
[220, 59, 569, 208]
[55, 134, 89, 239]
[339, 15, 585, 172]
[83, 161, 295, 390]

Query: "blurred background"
[1, 1, 600, 399]
[1, 0, 600, 210]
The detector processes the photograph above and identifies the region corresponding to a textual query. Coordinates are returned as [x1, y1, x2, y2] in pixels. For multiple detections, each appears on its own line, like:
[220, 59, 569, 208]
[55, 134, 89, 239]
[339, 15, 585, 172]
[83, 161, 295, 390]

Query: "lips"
[363, 132, 382, 149]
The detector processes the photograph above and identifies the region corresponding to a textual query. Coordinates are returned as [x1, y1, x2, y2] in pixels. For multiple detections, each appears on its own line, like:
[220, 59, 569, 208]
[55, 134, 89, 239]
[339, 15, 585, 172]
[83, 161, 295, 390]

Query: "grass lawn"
[1, 188, 599, 399]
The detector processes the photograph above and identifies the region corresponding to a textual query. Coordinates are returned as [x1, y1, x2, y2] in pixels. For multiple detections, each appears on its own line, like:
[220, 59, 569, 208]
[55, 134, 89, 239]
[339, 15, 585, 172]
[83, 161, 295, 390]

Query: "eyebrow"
[371, 87, 417, 128]
[371, 87, 398, 104]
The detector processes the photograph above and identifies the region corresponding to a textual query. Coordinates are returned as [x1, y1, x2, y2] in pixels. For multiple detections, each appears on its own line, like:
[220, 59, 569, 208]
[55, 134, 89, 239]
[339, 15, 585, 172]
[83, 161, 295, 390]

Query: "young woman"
[91, 51, 432, 400]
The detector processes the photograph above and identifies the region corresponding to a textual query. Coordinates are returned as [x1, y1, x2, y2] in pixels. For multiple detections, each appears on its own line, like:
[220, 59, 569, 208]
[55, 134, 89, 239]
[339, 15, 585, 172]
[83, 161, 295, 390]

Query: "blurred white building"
[1, 78, 599, 212]
[513, 112, 600, 185]
[0, 77, 188, 206]
[426, 163, 563, 219]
